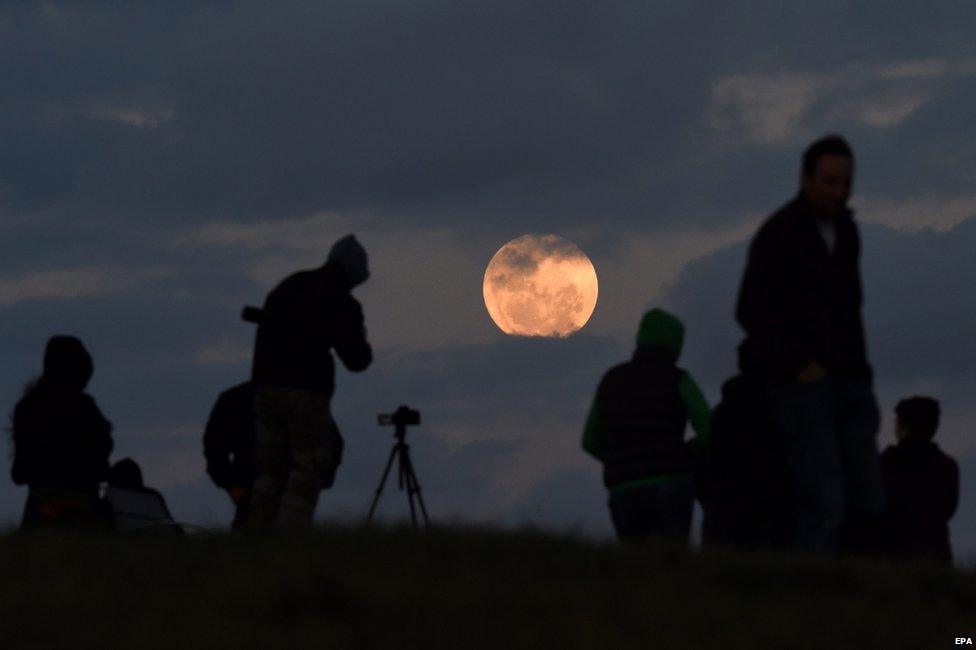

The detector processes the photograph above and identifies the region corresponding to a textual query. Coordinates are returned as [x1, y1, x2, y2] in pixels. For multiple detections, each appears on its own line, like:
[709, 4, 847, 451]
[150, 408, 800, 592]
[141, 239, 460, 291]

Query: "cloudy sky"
[2, 1, 975, 558]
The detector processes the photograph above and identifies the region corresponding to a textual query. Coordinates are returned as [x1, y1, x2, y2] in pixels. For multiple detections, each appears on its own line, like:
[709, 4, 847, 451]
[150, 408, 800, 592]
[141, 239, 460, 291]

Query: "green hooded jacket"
[582, 309, 711, 490]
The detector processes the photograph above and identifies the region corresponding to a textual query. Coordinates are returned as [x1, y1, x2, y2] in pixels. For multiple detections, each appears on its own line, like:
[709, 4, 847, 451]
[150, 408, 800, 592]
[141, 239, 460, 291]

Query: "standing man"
[736, 135, 883, 554]
[248, 235, 372, 527]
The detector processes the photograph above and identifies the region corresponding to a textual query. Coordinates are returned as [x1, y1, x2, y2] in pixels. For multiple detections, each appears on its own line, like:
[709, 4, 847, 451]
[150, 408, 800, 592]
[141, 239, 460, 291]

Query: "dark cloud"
[3, 1, 975, 233]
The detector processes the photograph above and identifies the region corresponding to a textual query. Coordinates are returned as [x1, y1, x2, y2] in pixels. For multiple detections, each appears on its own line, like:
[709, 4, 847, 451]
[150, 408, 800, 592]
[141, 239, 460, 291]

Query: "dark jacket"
[251, 262, 372, 394]
[583, 310, 710, 489]
[11, 337, 113, 494]
[736, 195, 871, 383]
[203, 382, 256, 491]
[698, 374, 794, 550]
[881, 439, 959, 563]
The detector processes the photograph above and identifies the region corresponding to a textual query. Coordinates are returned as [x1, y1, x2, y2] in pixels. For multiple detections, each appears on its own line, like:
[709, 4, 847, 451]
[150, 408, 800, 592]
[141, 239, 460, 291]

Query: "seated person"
[11, 336, 113, 530]
[881, 397, 959, 563]
[104, 458, 181, 534]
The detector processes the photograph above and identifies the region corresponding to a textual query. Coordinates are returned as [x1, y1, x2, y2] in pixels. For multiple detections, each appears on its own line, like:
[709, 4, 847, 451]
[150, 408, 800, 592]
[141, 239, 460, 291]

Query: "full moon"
[483, 234, 599, 337]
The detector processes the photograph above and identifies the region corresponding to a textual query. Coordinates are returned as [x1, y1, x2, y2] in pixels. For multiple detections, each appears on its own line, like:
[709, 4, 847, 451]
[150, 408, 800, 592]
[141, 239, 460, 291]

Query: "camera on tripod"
[367, 404, 429, 529]
[377, 405, 420, 427]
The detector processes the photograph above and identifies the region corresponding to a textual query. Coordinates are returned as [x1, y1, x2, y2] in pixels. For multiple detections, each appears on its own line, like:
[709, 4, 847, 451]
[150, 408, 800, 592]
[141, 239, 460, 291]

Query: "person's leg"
[609, 487, 656, 542]
[834, 379, 884, 553]
[652, 477, 695, 544]
[769, 379, 845, 554]
[276, 391, 334, 527]
[247, 387, 289, 527]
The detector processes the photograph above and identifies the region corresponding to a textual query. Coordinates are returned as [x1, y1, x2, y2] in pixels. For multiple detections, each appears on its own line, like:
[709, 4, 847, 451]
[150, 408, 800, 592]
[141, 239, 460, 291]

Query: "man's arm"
[203, 395, 235, 490]
[333, 295, 372, 372]
[679, 372, 710, 452]
[581, 394, 603, 459]
[80, 395, 114, 482]
[947, 457, 960, 520]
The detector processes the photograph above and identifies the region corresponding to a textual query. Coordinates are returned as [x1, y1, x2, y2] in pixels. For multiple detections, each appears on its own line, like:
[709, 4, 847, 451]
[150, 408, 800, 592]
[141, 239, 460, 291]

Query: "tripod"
[366, 411, 430, 529]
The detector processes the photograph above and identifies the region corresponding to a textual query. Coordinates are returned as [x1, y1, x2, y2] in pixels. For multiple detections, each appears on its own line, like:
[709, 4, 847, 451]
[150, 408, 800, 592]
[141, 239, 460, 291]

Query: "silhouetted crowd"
[583, 135, 960, 563]
[9, 235, 371, 533]
[6, 137, 961, 564]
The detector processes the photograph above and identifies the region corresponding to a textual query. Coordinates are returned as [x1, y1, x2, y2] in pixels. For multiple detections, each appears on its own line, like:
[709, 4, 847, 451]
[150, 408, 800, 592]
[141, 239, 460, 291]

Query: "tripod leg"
[366, 445, 399, 524]
[399, 445, 418, 529]
[401, 449, 430, 529]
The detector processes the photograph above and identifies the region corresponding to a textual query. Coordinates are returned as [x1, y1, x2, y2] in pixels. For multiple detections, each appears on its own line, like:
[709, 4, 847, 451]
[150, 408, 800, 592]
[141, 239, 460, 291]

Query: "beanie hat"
[328, 234, 370, 287]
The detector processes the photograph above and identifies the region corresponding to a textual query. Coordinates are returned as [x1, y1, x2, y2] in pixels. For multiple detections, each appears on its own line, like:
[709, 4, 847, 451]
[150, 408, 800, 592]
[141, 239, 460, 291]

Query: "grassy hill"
[1, 526, 973, 649]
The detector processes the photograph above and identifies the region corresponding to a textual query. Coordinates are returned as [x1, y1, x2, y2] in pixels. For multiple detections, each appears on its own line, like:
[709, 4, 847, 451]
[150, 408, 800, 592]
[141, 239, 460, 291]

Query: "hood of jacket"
[635, 309, 684, 362]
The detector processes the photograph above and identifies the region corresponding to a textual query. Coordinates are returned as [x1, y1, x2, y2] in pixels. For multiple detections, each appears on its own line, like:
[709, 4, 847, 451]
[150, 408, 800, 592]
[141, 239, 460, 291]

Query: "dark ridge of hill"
[1, 526, 973, 649]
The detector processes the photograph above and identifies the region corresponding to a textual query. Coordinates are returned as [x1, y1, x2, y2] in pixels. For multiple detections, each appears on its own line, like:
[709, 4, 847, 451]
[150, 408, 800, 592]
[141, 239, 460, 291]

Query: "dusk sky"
[2, 2, 975, 559]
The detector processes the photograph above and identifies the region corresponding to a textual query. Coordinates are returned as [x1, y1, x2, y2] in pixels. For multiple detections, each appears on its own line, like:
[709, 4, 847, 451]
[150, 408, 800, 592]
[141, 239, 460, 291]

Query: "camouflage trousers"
[247, 387, 337, 528]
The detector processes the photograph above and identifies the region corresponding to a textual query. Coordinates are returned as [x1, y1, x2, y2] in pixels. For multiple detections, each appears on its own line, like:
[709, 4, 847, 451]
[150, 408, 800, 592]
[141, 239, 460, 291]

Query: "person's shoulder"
[72, 391, 97, 407]
[335, 290, 364, 315]
[218, 382, 253, 403]
[270, 269, 318, 296]
[757, 198, 803, 237]
[933, 444, 959, 469]
[601, 360, 634, 382]
[74, 393, 110, 428]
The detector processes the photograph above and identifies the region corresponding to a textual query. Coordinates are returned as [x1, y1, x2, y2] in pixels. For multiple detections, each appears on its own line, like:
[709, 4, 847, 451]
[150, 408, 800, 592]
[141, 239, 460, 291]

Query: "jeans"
[608, 476, 695, 544]
[769, 377, 884, 554]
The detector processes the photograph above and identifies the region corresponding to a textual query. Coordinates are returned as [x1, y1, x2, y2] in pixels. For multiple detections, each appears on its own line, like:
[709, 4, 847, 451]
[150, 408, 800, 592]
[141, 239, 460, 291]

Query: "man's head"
[800, 135, 854, 218]
[43, 335, 94, 391]
[109, 458, 145, 489]
[327, 234, 370, 288]
[895, 396, 941, 442]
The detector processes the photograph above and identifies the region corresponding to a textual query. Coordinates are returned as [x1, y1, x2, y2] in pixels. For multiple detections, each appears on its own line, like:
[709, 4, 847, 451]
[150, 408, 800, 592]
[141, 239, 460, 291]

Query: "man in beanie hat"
[248, 234, 372, 527]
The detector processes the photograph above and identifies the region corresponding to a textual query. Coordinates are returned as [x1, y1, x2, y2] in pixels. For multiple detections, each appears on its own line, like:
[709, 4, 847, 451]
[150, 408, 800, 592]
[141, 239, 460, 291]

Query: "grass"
[1, 525, 974, 649]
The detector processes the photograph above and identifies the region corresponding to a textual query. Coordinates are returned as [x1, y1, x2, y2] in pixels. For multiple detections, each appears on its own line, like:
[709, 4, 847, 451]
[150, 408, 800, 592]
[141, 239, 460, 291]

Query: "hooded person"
[10, 336, 114, 530]
[582, 309, 710, 543]
[247, 234, 372, 527]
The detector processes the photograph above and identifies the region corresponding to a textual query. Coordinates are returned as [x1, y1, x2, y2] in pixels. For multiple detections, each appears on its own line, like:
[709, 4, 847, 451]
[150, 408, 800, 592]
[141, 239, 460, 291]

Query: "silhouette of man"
[203, 382, 257, 529]
[11, 336, 114, 530]
[582, 309, 710, 543]
[881, 397, 959, 563]
[736, 135, 883, 554]
[248, 235, 372, 527]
